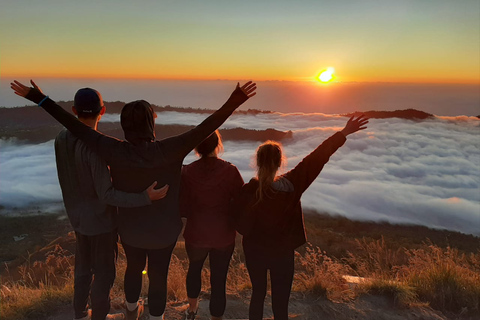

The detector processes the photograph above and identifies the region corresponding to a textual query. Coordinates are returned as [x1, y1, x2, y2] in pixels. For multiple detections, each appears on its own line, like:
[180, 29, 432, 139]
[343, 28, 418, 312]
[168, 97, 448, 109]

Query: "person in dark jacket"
[232, 115, 369, 320]
[55, 87, 169, 320]
[11, 79, 256, 320]
[181, 131, 244, 320]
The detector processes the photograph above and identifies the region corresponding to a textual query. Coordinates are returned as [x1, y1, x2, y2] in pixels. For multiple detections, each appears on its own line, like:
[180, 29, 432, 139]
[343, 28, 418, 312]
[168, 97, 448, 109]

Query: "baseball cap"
[74, 88, 104, 114]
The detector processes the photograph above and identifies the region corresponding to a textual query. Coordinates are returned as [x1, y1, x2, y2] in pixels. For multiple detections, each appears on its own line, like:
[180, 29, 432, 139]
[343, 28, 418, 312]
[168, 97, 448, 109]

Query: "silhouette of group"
[11, 79, 368, 320]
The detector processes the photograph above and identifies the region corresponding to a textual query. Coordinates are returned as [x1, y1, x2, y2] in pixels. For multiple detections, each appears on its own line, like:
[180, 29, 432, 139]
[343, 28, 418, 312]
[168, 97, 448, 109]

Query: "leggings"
[186, 243, 235, 317]
[243, 243, 294, 320]
[122, 241, 176, 317]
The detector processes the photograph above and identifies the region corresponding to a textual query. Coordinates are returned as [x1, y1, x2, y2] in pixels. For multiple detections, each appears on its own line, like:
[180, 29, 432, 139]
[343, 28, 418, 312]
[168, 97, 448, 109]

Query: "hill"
[0, 104, 435, 144]
[0, 103, 290, 144]
[344, 108, 434, 120]
[1, 210, 479, 320]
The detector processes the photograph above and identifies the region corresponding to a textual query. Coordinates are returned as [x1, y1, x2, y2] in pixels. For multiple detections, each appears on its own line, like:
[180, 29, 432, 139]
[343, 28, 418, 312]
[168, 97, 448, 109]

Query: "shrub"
[293, 245, 353, 301]
[401, 245, 480, 314]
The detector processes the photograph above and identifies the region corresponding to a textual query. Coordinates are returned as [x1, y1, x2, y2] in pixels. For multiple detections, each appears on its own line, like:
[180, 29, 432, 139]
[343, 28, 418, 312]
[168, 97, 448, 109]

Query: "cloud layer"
[2, 112, 479, 235]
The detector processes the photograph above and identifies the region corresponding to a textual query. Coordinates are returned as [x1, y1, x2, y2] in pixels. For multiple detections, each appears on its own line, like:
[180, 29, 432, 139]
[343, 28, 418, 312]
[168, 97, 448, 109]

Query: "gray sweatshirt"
[55, 129, 151, 236]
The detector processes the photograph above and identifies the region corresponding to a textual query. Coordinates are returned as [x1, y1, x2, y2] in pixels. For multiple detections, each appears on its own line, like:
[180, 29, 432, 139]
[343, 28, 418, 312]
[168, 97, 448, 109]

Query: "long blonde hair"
[255, 140, 284, 202]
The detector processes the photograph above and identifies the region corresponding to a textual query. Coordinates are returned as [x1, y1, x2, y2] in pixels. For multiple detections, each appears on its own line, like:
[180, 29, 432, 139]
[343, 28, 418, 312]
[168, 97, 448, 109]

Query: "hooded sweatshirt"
[232, 132, 346, 253]
[26, 87, 250, 249]
[181, 157, 244, 248]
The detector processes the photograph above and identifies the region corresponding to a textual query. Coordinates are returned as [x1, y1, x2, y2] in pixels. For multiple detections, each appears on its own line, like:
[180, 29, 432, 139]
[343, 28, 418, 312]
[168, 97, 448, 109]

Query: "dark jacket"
[55, 129, 151, 236]
[181, 157, 244, 248]
[30, 88, 250, 249]
[233, 132, 346, 252]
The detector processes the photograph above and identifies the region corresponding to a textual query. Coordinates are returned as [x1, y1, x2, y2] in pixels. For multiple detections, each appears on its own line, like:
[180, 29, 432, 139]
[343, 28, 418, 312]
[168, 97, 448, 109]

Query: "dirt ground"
[44, 291, 453, 320]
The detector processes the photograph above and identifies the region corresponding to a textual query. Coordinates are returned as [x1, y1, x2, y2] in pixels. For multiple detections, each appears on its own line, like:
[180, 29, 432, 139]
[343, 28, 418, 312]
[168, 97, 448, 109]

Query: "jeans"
[243, 243, 294, 320]
[74, 230, 118, 320]
[186, 243, 235, 317]
[122, 241, 176, 317]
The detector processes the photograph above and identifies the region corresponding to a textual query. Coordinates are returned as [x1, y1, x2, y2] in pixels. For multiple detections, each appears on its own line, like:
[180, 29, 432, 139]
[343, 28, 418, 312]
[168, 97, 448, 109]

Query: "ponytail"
[255, 141, 283, 203]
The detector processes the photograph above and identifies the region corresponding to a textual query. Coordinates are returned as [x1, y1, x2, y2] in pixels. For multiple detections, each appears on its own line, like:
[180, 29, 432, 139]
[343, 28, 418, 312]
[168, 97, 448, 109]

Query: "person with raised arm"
[11, 80, 256, 320]
[232, 115, 369, 320]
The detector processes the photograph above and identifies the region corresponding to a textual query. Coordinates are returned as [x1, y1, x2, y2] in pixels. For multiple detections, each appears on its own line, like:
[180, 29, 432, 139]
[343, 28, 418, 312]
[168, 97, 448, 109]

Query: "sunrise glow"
[317, 68, 335, 83]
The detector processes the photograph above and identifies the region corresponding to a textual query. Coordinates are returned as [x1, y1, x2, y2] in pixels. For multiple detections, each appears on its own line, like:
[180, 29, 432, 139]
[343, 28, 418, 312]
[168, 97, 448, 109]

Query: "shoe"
[125, 300, 144, 320]
[75, 309, 92, 320]
[105, 314, 125, 320]
[185, 308, 197, 320]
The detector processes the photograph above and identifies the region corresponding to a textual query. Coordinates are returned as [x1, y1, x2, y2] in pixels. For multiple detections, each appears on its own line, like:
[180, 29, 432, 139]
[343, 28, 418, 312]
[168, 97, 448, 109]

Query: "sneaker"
[185, 308, 197, 320]
[75, 309, 92, 320]
[125, 300, 144, 320]
[105, 313, 126, 320]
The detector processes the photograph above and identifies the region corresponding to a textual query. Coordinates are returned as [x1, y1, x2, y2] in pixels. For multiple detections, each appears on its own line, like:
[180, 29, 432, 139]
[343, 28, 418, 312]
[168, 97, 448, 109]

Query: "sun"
[317, 67, 335, 83]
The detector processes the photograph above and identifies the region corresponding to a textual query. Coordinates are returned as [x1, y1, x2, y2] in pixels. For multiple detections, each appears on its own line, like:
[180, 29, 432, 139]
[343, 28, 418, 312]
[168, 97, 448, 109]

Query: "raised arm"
[11, 80, 131, 165]
[285, 115, 369, 194]
[162, 81, 256, 158]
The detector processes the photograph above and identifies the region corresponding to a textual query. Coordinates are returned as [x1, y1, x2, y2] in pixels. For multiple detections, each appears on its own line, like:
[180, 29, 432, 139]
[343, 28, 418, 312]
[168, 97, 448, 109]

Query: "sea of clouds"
[1, 112, 479, 235]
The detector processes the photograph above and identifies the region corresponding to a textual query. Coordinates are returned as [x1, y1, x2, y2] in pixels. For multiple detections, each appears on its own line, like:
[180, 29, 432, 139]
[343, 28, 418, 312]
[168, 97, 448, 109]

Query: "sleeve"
[89, 151, 152, 207]
[230, 165, 245, 198]
[284, 132, 346, 195]
[179, 166, 191, 218]
[29, 94, 132, 166]
[231, 180, 258, 236]
[160, 87, 249, 159]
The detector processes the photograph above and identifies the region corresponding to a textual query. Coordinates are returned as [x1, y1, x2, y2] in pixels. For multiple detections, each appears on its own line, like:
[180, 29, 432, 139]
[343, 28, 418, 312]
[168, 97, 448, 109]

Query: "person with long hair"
[11, 79, 256, 320]
[233, 115, 369, 320]
[180, 130, 243, 319]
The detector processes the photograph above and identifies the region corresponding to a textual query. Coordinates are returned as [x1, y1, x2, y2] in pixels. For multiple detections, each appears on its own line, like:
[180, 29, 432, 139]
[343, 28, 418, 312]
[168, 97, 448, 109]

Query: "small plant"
[359, 278, 417, 307]
[402, 245, 480, 314]
[294, 245, 353, 301]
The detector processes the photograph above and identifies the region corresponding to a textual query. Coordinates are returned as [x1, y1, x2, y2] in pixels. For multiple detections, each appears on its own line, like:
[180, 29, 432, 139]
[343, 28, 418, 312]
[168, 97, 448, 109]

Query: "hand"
[11, 80, 43, 98]
[340, 115, 369, 136]
[11, 80, 46, 104]
[146, 181, 169, 201]
[225, 81, 257, 106]
[237, 81, 257, 98]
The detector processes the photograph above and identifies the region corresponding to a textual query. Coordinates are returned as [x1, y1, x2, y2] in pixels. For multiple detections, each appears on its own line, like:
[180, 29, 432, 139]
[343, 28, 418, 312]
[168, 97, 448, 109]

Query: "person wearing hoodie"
[180, 131, 244, 320]
[56, 87, 169, 320]
[232, 116, 369, 320]
[10, 79, 257, 320]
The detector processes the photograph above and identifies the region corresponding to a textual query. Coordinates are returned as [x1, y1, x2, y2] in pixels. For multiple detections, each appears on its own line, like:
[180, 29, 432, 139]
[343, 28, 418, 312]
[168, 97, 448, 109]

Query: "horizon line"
[3, 75, 479, 86]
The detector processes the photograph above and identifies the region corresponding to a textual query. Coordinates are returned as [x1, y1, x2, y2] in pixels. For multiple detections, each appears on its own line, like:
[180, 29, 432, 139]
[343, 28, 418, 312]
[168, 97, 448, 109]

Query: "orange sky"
[1, 1, 479, 84]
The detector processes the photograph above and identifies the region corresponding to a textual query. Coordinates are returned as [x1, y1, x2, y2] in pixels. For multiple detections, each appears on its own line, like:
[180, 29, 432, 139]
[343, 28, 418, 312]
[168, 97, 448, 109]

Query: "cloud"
[1, 113, 479, 235]
[0, 139, 63, 208]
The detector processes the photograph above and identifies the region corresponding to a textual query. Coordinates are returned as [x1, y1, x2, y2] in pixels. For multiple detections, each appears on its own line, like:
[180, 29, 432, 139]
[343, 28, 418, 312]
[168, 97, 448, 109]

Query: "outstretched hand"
[237, 81, 257, 98]
[340, 115, 369, 136]
[146, 182, 169, 201]
[11, 80, 43, 98]
[225, 81, 257, 106]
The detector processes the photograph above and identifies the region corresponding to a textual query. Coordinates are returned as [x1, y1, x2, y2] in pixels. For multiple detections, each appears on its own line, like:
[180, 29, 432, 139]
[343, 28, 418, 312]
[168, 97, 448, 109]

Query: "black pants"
[122, 241, 176, 317]
[186, 243, 235, 317]
[74, 230, 118, 320]
[243, 243, 294, 320]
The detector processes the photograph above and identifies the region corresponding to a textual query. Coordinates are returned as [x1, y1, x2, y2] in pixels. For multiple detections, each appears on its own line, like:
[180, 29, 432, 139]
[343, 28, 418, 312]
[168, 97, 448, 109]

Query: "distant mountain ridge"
[0, 102, 433, 144]
[344, 108, 434, 120]
[0, 102, 288, 144]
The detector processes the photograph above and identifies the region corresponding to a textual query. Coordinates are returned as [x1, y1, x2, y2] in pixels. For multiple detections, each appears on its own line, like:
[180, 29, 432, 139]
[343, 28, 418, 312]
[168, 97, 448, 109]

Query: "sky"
[1, 0, 479, 84]
[1, 111, 479, 235]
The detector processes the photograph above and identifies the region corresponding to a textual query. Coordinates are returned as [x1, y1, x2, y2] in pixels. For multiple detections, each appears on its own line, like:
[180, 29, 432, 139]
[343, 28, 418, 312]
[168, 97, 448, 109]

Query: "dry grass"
[293, 245, 354, 301]
[401, 245, 480, 314]
[346, 237, 480, 315]
[2, 235, 480, 319]
[1, 245, 74, 320]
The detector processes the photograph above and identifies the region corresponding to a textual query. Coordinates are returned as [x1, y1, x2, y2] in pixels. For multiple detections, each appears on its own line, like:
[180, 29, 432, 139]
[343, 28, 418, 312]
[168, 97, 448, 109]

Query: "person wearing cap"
[54, 87, 169, 320]
[11, 80, 256, 320]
